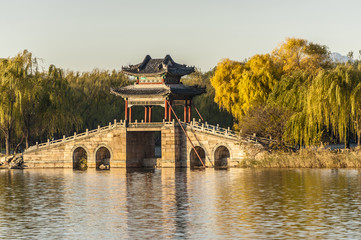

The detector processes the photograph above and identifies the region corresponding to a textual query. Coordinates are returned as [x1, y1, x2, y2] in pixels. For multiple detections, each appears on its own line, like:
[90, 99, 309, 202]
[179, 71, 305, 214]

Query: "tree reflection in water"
[1, 168, 361, 239]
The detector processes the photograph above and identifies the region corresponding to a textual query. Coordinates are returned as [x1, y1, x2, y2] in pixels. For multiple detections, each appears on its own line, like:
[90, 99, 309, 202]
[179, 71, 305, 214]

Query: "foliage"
[350, 66, 361, 145]
[0, 50, 36, 154]
[0, 50, 130, 154]
[238, 105, 290, 144]
[210, 54, 278, 120]
[270, 64, 361, 147]
[37, 66, 81, 138]
[211, 38, 361, 148]
[307, 65, 361, 147]
[182, 69, 234, 127]
[268, 71, 311, 145]
[272, 37, 330, 74]
[64, 69, 128, 131]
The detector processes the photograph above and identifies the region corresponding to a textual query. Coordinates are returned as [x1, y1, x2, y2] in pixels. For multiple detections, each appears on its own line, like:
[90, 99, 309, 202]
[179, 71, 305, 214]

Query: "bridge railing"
[25, 118, 283, 152]
[26, 119, 127, 152]
[190, 121, 289, 147]
[184, 120, 281, 146]
[184, 120, 240, 140]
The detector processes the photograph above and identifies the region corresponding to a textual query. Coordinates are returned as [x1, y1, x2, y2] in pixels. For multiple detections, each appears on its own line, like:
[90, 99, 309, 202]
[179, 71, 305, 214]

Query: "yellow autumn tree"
[211, 59, 244, 118]
[272, 37, 330, 75]
[210, 54, 278, 120]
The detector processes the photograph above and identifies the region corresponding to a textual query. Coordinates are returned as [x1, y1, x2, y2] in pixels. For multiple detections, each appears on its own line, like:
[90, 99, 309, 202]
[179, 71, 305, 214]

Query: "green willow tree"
[0, 50, 130, 155]
[0, 50, 36, 155]
[307, 64, 361, 147]
[37, 65, 82, 139]
[268, 71, 312, 145]
[268, 63, 361, 147]
[64, 69, 129, 131]
[351, 74, 361, 145]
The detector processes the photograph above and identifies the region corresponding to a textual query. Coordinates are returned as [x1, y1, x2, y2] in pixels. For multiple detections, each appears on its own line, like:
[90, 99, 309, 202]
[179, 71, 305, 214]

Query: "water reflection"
[1, 168, 361, 239]
[0, 169, 67, 239]
[125, 168, 190, 239]
[174, 169, 189, 238]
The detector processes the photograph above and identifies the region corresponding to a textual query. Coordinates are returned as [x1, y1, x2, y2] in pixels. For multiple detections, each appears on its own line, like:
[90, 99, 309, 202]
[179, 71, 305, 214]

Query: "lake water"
[1, 168, 361, 239]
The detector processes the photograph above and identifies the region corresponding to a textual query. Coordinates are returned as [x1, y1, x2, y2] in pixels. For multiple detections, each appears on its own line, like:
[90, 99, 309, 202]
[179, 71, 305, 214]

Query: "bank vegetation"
[239, 147, 361, 168]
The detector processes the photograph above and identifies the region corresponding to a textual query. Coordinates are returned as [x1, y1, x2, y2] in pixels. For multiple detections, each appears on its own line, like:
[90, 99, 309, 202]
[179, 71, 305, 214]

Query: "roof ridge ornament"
[138, 55, 152, 71]
[121, 55, 194, 77]
[163, 54, 173, 65]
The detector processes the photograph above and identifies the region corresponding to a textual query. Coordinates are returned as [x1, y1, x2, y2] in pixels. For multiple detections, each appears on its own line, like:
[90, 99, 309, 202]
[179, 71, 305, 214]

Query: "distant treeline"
[210, 38, 361, 148]
[0, 50, 233, 155]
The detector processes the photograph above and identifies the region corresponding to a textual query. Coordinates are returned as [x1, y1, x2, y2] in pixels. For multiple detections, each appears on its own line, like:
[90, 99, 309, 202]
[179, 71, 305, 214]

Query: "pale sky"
[1, 0, 361, 72]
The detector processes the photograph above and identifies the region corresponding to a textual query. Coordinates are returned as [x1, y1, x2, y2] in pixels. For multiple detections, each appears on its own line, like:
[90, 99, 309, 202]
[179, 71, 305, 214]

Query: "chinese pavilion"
[111, 55, 205, 123]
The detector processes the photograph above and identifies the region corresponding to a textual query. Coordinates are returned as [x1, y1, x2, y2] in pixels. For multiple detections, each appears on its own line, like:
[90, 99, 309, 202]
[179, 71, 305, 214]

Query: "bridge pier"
[161, 124, 184, 167]
[126, 131, 156, 167]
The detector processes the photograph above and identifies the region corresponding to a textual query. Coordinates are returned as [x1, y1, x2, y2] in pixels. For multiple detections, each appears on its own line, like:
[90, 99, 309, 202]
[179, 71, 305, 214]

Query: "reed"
[238, 147, 361, 168]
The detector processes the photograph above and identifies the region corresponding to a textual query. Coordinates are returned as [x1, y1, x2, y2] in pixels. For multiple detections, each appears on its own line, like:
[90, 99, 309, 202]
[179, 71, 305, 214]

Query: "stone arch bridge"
[23, 120, 265, 168]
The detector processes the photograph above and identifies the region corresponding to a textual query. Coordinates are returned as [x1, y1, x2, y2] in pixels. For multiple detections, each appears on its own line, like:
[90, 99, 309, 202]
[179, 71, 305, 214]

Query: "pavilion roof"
[110, 84, 205, 98]
[121, 55, 195, 77]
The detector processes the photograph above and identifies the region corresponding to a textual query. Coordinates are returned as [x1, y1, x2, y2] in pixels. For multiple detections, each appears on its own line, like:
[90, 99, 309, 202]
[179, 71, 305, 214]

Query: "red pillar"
[125, 100, 128, 121]
[144, 106, 148, 123]
[184, 100, 187, 123]
[164, 101, 168, 121]
[168, 101, 172, 121]
[149, 107, 152, 123]
[129, 107, 132, 123]
[188, 100, 191, 123]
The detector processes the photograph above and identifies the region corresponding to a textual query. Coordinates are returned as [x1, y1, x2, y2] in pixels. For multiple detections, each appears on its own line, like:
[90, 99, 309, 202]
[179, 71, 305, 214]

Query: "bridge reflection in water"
[1, 168, 361, 239]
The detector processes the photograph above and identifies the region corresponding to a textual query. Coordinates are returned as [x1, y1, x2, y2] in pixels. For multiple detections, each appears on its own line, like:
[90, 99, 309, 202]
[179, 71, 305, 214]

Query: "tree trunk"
[345, 134, 350, 149]
[14, 135, 24, 154]
[5, 130, 10, 156]
[345, 124, 350, 149]
[25, 129, 29, 149]
[358, 131, 361, 146]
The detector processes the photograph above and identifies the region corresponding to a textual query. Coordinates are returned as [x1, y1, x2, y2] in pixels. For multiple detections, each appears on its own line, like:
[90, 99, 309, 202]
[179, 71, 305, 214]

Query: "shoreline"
[3, 148, 361, 169]
[239, 147, 361, 168]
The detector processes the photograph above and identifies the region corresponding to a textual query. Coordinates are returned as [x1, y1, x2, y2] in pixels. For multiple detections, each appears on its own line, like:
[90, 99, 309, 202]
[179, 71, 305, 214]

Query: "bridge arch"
[72, 145, 89, 169]
[189, 146, 207, 168]
[213, 144, 231, 167]
[94, 145, 112, 169]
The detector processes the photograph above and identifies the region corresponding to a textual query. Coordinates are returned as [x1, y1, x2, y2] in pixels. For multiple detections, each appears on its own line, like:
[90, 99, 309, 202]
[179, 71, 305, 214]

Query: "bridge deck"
[127, 122, 164, 131]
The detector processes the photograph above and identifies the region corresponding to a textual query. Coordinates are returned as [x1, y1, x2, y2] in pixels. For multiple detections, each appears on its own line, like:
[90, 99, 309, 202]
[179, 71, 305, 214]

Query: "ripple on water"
[0, 168, 361, 239]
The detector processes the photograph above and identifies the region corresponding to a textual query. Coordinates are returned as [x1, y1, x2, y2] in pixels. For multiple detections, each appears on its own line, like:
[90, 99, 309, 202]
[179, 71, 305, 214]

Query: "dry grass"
[238, 147, 361, 168]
